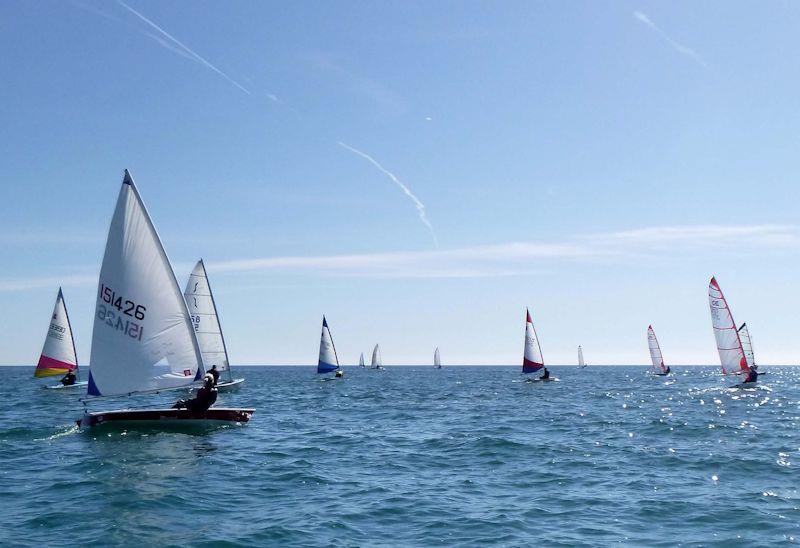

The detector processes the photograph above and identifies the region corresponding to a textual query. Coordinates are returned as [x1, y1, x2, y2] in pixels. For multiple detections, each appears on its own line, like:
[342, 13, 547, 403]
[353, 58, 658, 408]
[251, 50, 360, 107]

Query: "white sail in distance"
[371, 344, 382, 368]
[359, 352, 365, 367]
[35, 288, 78, 378]
[88, 171, 204, 396]
[647, 325, 667, 374]
[184, 259, 231, 382]
[522, 309, 544, 373]
[738, 323, 755, 369]
[434, 347, 441, 368]
[708, 277, 748, 375]
[578, 345, 585, 368]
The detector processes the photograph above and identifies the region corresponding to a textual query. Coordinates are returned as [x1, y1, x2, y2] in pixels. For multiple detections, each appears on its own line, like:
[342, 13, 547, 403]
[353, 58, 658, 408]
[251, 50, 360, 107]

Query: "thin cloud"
[0, 274, 96, 293]
[115, 0, 251, 94]
[634, 11, 707, 67]
[338, 141, 439, 248]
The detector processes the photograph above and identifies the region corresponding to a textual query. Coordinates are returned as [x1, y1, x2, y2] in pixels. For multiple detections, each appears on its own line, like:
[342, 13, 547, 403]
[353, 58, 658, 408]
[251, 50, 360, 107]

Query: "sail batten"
[184, 260, 232, 382]
[708, 277, 748, 375]
[317, 316, 339, 374]
[35, 288, 78, 378]
[522, 309, 544, 373]
[87, 171, 204, 397]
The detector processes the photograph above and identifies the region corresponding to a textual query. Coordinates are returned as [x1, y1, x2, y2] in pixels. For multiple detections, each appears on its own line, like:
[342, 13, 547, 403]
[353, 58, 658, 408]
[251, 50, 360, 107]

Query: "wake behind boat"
[36, 288, 87, 390]
[184, 259, 245, 391]
[78, 170, 254, 429]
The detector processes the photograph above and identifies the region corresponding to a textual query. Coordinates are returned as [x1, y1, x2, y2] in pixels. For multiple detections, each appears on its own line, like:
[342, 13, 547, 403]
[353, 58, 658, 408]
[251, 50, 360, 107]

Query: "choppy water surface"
[1, 366, 799, 546]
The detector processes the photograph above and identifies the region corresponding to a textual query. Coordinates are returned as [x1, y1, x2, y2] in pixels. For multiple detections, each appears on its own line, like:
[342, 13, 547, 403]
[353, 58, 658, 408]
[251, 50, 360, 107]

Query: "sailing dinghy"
[184, 259, 244, 391]
[647, 325, 670, 376]
[359, 352, 366, 367]
[317, 316, 342, 378]
[36, 288, 87, 390]
[78, 171, 253, 428]
[523, 309, 554, 382]
[708, 277, 754, 386]
[434, 347, 442, 369]
[577, 345, 587, 368]
[371, 344, 384, 370]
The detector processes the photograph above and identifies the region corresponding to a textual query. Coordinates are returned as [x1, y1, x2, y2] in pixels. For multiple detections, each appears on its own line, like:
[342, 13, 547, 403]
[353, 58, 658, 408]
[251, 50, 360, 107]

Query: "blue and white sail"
[87, 171, 204, 397]
[317, 316, 340, 374]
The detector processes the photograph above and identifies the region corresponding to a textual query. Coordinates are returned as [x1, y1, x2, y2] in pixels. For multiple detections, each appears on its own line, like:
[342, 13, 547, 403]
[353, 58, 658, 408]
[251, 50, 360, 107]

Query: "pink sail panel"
[647, 325, 667, 374]
[522, 309, 544, 373]
[35, 288, 78, 378]
[708, 277, 748, 375]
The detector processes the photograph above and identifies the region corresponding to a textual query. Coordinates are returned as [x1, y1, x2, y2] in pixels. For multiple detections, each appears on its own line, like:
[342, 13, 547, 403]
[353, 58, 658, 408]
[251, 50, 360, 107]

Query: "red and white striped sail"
[522, 309, 544, 373]
[738, 323, 755, 369]
[708, 277, 748, 375]
[647, 325, 667, 374]
[35, 288, 78, 377]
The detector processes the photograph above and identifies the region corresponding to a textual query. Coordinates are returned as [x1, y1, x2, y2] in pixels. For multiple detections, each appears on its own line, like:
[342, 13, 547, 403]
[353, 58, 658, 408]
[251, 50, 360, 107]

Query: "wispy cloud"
[4, 224, 795, 292]
[114, 0, 251, 94]
[633, 11, 707, 67]
[338, 141, 439, 248]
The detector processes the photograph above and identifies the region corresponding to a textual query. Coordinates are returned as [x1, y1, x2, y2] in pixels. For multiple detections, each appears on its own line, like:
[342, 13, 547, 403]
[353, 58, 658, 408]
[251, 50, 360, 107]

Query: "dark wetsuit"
[540, 368, 550, 380]
[665, 367, 671, 375]
[60, 372, 76, 386]
[208, 367, 220, 386]
[174, 386, 217, 412]
[745, 369, 758, 383]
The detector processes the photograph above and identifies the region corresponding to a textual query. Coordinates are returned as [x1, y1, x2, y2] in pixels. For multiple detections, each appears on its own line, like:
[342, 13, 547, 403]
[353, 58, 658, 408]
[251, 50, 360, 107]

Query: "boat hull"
[45, 381, 89, 390]
[216, 378, 245, 392]
[78, 407, 254, 429]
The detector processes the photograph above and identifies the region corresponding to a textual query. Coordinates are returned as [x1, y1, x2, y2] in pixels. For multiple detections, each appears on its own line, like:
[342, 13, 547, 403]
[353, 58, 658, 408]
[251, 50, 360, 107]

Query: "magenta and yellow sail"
[35, 288, 78, 378]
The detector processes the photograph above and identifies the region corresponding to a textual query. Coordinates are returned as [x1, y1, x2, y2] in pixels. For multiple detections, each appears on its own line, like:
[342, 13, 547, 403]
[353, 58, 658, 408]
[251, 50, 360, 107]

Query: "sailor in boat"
[60, 370, 77, 386]
[208, 364, 220, 386]
[335, 369, 344, 378]
[664, 366, 671, 375]
[172, 374, 218, 412]
[540, 367, 550, 381]
[744, 364, 758, 384]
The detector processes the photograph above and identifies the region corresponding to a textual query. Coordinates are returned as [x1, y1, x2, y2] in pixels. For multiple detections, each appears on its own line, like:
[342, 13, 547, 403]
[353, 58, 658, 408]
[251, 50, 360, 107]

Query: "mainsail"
[35, 288, 78, 378]
[184, 259, 232, 382]
[434, 347, 441, 368]
[738, 322, 755, 369]
[371, 344, 382, 368]
[87, 171, 205, 396]
[647, 325, 667, 374]
[317, 316, 340, 374]
[522, 309, 544, 373]
[578, 345, 585, 368]
[708, 277, 748, 375]
[359, 352, 365, 367]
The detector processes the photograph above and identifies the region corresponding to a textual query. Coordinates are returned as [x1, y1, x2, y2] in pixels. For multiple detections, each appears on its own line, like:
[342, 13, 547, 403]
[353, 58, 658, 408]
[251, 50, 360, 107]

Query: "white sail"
[359, 352, 365, 367]
[577, 345, 585, 367]
[87, 171, 204, 397]
[708, 277, 748, 375]
[371, 344, 382, 368]
[738, 323, 755, 369]
[522, 309, 544, 373]
[647, 325, 667, 373]
[434, 347, 441, 368]
[184, 259, 231, 382]
[317, 316, 339, 374]
[35, 288, 78, 378]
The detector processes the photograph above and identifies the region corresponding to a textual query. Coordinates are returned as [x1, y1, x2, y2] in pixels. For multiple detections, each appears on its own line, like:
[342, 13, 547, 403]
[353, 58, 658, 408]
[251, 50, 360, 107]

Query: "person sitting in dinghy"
[540, 367, 550, 380]
[208, 364, 220, 386]
[60, 370, 76, 386]
[744, 365, 758, 384]
[172, 374, 218, 412]
[665, 366, 671, 375]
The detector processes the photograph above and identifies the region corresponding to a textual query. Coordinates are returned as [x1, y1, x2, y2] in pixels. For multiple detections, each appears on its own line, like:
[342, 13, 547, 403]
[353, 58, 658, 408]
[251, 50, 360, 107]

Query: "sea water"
[1, 366, 798, 546]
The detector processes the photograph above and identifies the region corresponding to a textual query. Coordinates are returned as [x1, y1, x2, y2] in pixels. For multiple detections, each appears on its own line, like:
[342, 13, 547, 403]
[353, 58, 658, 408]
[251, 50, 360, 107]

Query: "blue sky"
[2, 1, 799, 365]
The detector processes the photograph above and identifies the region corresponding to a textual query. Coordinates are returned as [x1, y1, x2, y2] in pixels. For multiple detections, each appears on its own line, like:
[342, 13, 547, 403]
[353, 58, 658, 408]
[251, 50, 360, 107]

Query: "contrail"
[116, 0, 251, 94]
[338, 141, 438, 247]
[634, 11, 707, 67]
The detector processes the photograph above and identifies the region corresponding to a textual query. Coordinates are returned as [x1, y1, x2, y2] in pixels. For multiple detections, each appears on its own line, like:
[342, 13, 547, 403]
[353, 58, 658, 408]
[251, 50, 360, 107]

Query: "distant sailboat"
[371, 344, 383, 369]
[434, 347, 442, 369]
[647, 325, 670, 376]
[317, 316, 341, 376]
[523, 309, 552, 381]
[708, 277, 751, 382]
[78, 171, 253, 428]
[36, 288, 87, 390]
[184, 259, 245, 391]
[738, 323, 756, 369]
[359, 352, 365, 367]
[577, 345, 587, 368]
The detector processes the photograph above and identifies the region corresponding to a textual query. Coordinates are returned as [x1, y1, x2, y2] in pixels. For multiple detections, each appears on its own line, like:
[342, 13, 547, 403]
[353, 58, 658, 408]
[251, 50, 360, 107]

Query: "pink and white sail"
[522, 309, 544, 373]
[708, 277, 748, 375]
[647, 325, 667, 374]
[35, 288, 78, 378]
